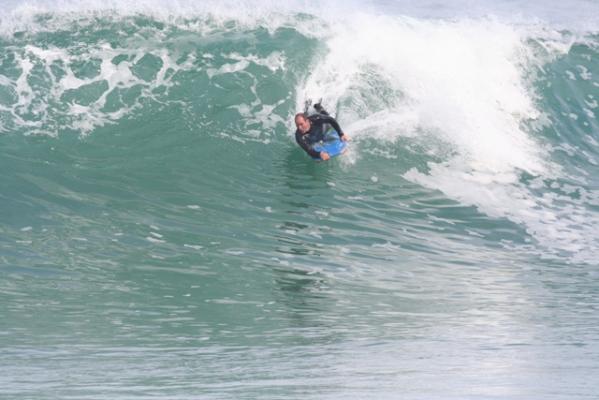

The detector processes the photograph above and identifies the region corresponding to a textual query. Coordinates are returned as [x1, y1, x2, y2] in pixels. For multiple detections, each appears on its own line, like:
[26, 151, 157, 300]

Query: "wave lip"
[3, 0, 599, 33]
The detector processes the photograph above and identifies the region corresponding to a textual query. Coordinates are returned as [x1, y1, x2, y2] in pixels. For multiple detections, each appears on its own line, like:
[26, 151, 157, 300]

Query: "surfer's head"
[295, 113, 311, 134]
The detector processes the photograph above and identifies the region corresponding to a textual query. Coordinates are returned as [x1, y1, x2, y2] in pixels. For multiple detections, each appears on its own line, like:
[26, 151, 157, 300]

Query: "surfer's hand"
[320, 152, 330, 161]
[341, 134, 350, 141]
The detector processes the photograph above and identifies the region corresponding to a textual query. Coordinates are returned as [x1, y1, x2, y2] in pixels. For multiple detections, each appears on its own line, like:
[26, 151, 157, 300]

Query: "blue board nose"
[311, 131, 348, 161]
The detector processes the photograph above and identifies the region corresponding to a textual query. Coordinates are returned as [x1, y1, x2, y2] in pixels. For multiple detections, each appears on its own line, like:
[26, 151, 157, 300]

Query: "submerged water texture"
[1, 2, 599, 398]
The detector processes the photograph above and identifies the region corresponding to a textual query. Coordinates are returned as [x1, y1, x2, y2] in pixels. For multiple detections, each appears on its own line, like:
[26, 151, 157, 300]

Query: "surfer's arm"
[320, 115, 345, 138]
[295, 131, 322, 158]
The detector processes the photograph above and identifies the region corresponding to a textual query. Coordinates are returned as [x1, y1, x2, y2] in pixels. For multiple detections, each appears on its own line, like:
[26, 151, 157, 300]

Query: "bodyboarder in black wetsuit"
[294, 103, 350, 160]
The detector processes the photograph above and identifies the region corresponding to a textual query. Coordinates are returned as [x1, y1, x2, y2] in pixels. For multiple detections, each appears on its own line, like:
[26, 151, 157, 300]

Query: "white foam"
[300, 16, 547, 175]
[206, 60, 249, 79]
[229, 52, 286, 72]
[577, 65, 592, 80]
[297, 15, 598, 262]
[2, 39, 187, 135]
[183, 244, 203, 250]
[207, 52, 285, 78]
[3, 21, 291, 136]
[146, 236, 165, 244]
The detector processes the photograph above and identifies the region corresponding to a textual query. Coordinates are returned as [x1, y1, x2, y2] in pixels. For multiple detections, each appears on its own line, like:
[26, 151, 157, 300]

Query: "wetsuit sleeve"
[295, 130, 321, 158]
[320, 115, 345, 138]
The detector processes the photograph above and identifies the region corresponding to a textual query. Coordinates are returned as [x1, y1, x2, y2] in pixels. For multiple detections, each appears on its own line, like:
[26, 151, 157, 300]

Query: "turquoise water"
[1, 1, 599, 398]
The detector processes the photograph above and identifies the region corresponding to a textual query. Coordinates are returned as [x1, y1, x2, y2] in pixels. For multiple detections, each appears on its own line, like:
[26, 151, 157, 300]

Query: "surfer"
[294, 102, 350, 160]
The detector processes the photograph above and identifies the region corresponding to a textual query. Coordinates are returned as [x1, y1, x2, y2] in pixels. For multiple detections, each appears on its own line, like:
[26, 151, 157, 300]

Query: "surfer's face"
[295, 116, 311, 134]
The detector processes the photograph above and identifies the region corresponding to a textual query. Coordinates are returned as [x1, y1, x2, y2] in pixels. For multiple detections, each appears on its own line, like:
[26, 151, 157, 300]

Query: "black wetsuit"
[295, 114, 345, 158]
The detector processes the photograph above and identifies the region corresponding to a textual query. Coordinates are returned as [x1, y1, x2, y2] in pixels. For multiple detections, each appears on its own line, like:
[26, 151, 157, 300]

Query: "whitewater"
[1, 0, 599, 399]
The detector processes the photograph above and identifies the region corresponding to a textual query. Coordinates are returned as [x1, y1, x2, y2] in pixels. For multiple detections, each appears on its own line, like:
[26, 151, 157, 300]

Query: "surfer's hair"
[294, 112, 308, 121]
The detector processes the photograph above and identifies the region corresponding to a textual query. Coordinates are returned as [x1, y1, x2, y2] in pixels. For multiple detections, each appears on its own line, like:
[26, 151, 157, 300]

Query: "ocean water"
[1, 1, 599, 398]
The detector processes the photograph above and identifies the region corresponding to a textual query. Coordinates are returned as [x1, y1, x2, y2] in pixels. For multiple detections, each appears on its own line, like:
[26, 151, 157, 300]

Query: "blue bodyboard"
[311, 130, 348, 161]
